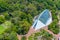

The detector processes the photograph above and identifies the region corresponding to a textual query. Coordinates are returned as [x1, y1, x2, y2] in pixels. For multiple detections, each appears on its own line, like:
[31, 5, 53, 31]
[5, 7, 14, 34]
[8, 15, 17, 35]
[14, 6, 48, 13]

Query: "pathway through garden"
[17, 34, 22, 40]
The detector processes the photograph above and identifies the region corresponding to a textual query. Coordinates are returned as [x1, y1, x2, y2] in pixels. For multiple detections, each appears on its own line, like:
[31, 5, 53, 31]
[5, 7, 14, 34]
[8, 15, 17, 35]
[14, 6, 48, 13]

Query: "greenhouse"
[32, 9, 52, 30]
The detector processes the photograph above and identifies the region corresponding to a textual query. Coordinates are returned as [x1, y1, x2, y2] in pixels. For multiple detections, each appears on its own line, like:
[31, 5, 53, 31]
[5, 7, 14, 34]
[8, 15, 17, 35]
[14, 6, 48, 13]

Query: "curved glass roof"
[38, 9, 50, 24]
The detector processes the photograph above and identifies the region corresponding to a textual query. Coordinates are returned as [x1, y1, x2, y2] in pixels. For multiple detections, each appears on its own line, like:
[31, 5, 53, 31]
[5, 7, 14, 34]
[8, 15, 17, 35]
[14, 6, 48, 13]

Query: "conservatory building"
[32, 9, 52, 30]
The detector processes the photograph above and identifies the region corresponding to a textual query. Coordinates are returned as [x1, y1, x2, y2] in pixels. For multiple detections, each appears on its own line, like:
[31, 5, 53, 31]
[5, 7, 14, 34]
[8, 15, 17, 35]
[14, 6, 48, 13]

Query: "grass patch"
[0, 21, 12, 34]
[0, 25, 5, 34]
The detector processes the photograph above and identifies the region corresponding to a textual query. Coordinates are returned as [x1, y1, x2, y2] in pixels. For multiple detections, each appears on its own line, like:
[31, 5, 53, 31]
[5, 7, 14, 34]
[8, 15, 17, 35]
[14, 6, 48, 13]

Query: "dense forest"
[0, 0, 60, 40]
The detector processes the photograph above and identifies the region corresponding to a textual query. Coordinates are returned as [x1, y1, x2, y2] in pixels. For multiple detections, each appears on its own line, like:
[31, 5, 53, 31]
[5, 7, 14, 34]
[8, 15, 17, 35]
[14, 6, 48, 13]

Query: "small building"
[32, 9, 52, 30]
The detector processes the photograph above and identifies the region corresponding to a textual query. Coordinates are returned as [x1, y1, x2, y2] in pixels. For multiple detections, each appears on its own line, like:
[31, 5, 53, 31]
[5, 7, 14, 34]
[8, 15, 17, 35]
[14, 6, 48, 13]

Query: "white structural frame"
[32, 9, 52, 30]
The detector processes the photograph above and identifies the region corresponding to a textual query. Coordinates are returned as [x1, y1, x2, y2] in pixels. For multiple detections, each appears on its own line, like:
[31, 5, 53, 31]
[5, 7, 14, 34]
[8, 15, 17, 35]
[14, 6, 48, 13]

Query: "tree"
[28, 29, 53, 40]
[0, 0, 60, 39]
[0, 15, 5, 24]
[16, 20, 31, 35]
[3, 31, 18, 40]
[21, 36, 26, 40]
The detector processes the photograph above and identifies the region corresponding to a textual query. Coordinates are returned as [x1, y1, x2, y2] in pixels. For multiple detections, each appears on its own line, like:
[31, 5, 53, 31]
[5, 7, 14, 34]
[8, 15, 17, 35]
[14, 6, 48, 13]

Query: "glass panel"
[39, 10, 50, 24]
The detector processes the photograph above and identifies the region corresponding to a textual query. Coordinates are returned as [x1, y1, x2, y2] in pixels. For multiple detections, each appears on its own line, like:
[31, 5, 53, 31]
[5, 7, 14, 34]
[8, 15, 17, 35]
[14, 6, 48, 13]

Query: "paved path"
[26, 27, 35, 38]
[17, 34, 22, 40]
[17, 26, 60, 40]
[26, 26, 60, 40]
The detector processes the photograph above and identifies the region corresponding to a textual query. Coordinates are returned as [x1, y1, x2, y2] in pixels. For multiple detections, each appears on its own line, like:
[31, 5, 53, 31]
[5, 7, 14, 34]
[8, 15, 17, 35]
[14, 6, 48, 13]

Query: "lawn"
[0, 25, 5, 34]
[0, 21, 12, 34]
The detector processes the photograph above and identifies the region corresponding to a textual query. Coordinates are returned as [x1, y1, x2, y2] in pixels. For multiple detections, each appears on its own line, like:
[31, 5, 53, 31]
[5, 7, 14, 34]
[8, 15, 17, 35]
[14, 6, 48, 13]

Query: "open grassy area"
[0, 25, 5, 34]
[0, 21, 12, 34]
